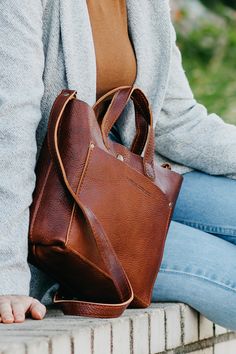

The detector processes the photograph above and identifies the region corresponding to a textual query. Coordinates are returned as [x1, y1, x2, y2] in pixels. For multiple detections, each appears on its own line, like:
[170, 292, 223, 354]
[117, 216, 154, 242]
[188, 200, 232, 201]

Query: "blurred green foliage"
[175, 4, 236, 124]
[200, 0, 236, 11]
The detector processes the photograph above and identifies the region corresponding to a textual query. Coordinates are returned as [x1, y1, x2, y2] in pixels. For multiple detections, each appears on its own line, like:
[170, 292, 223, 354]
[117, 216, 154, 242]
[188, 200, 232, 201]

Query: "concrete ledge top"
[0, 303, 234, 354]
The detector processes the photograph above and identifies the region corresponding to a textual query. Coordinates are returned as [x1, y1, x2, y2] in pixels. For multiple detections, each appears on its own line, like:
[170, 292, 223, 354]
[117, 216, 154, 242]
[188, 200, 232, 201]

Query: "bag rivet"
[169, 202, 173, 207]
[90, 143, 95, 149]
[161, 163, 172, 170]
[117, 154, 124, 161]
[64, 92, 70, 96]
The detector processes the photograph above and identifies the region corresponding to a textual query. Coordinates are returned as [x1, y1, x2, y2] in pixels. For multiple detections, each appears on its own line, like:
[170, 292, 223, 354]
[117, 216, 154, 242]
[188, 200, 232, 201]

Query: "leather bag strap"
[93, 86, 150, 156]
[47, 90, 134, 318]
[94, 86, 156, 180]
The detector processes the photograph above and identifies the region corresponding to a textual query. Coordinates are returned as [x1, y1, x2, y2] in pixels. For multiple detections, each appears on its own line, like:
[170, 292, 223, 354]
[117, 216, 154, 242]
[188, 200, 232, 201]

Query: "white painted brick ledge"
[0, 303, 235, 354]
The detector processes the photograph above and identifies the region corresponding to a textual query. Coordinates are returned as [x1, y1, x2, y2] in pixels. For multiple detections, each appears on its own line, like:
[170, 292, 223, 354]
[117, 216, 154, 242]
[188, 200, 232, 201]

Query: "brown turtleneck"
[86, 0, 137, 100]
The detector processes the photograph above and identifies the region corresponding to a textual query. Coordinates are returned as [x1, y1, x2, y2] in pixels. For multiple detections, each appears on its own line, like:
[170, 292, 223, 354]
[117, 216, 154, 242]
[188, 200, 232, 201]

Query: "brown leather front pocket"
[72, 145, 171, 305]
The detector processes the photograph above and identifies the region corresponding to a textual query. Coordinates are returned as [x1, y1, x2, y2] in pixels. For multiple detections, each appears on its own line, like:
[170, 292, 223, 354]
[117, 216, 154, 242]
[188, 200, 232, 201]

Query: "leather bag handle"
[93, 86, 149, 156]
[93, 86, 156, 180]
[47, 90, 134, 318]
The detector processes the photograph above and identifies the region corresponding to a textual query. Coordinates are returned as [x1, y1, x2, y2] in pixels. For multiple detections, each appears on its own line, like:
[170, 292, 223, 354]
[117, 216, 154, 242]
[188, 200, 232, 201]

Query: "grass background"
[172, 1, 236, 125]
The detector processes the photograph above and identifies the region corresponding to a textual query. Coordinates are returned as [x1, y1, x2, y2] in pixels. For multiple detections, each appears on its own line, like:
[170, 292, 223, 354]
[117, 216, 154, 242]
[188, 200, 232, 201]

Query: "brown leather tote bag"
[29, 86, 183, 318]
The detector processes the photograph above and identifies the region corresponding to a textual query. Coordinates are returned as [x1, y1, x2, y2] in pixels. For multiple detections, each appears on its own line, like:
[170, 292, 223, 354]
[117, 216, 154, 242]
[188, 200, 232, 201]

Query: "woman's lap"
[172, 170, 236, 243]
[152, 171, 236, 330]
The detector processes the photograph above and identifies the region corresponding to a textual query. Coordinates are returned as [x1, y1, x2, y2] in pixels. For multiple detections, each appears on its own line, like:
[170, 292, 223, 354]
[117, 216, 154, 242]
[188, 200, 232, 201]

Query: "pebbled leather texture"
[28, 86, 183, 318]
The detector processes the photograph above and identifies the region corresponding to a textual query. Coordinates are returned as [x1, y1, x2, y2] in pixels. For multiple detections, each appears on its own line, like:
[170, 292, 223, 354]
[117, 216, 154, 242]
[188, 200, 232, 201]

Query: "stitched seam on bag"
[33, 94, 72, 237]
[147, 207, 173, 304]
[30, 95, 73, 240]
[159, 268, 236, 293]
[56, 300, 126, 317]
[29, 161, 53, 241]
[65, 143, 95, 246]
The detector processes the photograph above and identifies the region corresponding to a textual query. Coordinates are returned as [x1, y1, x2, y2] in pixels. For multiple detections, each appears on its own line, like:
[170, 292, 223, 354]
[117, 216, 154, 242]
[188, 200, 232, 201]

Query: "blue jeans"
[107, 130, 236, 330]
[152, 170, 236, 331]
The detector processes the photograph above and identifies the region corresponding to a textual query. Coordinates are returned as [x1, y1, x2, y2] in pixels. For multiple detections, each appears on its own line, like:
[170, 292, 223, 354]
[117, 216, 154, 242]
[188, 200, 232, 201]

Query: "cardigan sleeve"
[155, 22, 236, 179]
[0, 0, 44, 295]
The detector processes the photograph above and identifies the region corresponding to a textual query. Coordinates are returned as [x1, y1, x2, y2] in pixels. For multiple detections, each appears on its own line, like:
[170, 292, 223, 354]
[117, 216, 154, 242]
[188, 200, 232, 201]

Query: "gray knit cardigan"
[0, 0, 236, 301]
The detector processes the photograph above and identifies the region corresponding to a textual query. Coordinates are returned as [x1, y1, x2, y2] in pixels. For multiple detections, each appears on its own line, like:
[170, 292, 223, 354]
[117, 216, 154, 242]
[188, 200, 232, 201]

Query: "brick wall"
[0, 303, 235, 354]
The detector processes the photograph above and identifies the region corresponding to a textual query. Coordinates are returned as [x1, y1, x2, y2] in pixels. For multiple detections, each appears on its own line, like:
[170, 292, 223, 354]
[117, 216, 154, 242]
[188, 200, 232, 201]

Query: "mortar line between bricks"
[213, 322, 216, 337]
[110, 322, 113, 354]
[148, 313, 151, 354]
[164, 309, 167, 351]
[212, 322, 216, 354]
[197, 312, 200, 342]
[179, 305, 185, 346]
[91, 328, 94, 354]
[70, 334, 74, 354]
[212, 333, 215, 354]
[48, 338, 53, 354]
[130, 318, 134, 354]
[157, 331, 236, 354]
